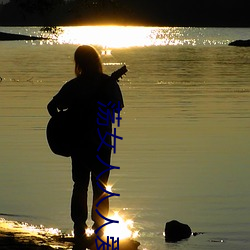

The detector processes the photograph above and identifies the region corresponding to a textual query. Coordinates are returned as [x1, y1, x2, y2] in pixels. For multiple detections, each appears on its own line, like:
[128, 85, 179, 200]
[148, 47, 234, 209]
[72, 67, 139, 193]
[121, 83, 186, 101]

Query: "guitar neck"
[110, 65, 128, 82]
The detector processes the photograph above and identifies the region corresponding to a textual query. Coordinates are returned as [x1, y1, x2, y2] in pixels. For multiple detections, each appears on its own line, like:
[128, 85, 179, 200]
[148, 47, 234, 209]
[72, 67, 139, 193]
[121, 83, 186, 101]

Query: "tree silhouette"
[9, 0, 63, 15]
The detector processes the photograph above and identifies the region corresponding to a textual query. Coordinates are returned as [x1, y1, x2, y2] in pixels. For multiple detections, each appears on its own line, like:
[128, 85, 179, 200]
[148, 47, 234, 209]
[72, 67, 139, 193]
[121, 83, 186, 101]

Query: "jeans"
[71, 148, 111, 237]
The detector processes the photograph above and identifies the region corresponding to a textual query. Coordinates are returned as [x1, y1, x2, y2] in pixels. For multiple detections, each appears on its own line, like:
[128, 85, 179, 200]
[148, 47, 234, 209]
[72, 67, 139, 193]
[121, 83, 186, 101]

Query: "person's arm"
[109, 80, 124, 112]
[47, 80, 74, 116]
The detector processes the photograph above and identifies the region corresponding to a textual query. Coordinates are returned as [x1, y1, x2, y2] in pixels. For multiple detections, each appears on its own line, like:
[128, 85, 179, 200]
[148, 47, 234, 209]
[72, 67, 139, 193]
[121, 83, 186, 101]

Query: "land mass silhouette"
[0, 0, 250, 27]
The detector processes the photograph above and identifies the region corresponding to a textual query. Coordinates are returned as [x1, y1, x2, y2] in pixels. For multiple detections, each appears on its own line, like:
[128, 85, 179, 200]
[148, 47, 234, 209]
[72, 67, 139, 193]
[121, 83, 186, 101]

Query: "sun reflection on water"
[57, 26, 154, 48]
[56, 26, 207, 48]
[82, 211, 139, 240]
[0, 218, 62, 237]
[104, 211, 139, 240]
[53, 26, 231, 48]
[1, 213, 139, 241]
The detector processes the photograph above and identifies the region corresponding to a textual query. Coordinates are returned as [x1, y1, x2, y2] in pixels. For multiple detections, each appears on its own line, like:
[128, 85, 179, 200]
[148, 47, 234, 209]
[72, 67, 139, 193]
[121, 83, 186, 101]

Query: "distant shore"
[0, 31, 45, 41]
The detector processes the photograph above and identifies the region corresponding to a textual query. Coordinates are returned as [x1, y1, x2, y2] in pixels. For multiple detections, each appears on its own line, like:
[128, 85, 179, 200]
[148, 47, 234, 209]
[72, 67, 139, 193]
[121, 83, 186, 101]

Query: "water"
[0, 26, 250, 249]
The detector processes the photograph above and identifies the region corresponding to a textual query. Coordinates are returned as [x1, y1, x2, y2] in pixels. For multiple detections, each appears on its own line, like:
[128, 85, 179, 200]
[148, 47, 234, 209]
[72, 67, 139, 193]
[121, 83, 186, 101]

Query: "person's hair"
[74, 45, 103, 76]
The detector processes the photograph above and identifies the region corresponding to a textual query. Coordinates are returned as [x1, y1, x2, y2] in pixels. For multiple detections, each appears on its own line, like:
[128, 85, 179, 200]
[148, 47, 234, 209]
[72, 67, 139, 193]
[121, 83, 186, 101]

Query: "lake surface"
[0, 26, 250, 249]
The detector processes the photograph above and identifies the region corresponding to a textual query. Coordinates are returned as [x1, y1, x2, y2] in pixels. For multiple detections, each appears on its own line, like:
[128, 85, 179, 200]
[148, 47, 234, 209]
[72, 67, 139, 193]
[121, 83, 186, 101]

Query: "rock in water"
[164, 220, 192, 242]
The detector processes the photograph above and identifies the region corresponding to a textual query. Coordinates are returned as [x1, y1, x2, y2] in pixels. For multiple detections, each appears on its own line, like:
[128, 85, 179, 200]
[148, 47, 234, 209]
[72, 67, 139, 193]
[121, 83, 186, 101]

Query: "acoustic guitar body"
[46, 111, 72, 157]
[46, 65, 127, 157]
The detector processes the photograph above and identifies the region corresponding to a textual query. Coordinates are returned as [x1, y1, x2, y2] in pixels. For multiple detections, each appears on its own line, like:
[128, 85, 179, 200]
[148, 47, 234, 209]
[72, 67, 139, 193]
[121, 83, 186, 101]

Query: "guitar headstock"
[110, 65, 128, 82]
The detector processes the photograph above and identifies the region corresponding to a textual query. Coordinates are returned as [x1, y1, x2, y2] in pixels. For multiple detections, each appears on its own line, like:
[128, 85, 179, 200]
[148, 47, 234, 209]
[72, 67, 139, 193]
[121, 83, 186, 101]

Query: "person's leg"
[71, 182, 89, 237]
[91, 150, 111, 233]
[71, 150, 91, 238]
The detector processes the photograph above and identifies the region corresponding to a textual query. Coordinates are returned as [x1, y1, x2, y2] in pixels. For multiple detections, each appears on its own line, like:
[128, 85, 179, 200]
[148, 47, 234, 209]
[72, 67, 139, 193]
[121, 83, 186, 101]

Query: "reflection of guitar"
[46, 65, 127, 157]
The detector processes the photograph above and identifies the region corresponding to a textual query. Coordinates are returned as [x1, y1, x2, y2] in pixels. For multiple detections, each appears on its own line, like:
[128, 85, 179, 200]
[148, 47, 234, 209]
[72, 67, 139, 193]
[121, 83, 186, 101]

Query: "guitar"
[46, 65, 127, 157]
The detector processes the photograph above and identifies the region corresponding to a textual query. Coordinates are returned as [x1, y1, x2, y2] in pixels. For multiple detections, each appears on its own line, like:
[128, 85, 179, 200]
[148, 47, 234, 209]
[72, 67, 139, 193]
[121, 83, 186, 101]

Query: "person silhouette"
[47, 45, 124, 244]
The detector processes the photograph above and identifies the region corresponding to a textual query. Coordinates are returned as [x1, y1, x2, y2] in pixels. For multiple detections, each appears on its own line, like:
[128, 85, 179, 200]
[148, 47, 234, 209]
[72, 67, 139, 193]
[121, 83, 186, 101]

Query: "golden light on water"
[85, 227, 95, 237]
[1, 215, 138, 240]
[103, 211, 139, 240]
[57, 26, 154, 48]
[55, 26, 205, 48]
[72, 211, 139, 240]
[0, 185, 138, 242]
[0, 218, 61, 237]
[106, 185, 113, 192]
[39, 26, 231, 47]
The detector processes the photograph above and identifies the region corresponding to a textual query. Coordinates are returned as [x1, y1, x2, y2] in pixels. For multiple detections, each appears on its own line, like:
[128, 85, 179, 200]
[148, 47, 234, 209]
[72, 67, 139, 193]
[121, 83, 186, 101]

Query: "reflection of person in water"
[47, 45, 124, 242]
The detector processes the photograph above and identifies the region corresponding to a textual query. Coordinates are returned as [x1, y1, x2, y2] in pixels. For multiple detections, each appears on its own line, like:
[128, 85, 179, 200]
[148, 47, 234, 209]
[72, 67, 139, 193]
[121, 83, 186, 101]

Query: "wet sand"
[0, 218, 67, 249]
[0, 225, 55, 249]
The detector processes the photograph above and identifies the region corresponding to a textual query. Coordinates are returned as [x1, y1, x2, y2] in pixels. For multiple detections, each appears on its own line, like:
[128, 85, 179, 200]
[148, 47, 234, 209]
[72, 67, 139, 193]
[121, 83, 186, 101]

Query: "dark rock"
[164, 220, 192, 242]
[228, 39, 250, 47]
[0, 31, 45, 41]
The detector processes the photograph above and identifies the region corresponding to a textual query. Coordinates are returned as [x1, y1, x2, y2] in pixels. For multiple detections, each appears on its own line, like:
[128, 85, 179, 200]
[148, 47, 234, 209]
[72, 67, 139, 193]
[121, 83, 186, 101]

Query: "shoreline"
[0, 218, 140, 250]
[0, 219, 58, 249]
[0, 218, 68, 249]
